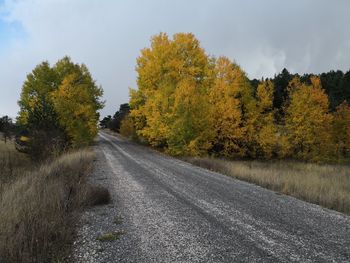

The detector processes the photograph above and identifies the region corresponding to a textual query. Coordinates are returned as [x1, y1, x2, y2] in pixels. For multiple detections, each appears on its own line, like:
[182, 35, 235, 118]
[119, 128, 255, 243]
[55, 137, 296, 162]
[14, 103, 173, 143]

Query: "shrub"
[120, 115, 137, 140]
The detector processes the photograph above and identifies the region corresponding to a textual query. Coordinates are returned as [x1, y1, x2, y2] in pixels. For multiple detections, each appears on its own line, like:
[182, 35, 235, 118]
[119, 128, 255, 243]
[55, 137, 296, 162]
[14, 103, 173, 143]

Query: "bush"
[27, 129, 67, 161]
[119, 115, 137, 140]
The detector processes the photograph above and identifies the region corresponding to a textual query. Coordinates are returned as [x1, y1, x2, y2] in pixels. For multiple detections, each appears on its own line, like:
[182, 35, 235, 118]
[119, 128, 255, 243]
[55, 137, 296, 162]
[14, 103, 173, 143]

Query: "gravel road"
[73, 131, 350, 262]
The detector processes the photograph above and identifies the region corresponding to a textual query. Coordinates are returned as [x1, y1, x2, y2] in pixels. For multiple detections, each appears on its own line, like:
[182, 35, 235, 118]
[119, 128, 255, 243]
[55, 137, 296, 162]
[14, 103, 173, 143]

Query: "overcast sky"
[0, 0, 349, 118]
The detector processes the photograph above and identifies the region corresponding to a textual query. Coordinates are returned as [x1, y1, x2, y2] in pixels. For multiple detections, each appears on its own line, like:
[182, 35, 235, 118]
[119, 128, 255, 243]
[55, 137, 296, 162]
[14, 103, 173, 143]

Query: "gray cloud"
[0, 0, 350, 118]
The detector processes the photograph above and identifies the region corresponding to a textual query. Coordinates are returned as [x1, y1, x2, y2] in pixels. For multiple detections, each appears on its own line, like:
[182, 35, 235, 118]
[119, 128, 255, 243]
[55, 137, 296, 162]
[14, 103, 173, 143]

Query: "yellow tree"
[130, 33, 174, 147]
[283, 76, 333, 161]
[169, 77, 214, 156]
[52, 73, 103, 147]
[209, 57, 247, 157]
[333, 101, 350, 159]
[130, 32, 214, 155]
[254, 80, 277, 158]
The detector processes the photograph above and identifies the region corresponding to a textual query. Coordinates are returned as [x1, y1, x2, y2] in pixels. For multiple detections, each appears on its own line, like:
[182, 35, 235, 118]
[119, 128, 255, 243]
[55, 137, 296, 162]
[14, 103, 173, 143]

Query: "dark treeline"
[0, 116, 15, 143]
[251, 68, 350, 112]
[100, 103, 130, 132]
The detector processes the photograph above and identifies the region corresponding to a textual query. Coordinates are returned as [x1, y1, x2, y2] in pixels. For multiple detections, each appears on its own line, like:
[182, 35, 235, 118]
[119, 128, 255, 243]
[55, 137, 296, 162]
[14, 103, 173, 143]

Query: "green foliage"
[18, 61, 58, 126]
[0, 116, 14, 143]
[96, 232, 123, 242]
[100, 115, 112, 129]
[109, 103, 130, 132]
[17, 56, 104, 151]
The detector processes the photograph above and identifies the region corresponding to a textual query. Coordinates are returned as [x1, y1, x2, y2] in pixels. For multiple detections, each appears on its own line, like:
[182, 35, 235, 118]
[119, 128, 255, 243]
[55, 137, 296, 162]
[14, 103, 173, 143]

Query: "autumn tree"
[254, 80, 277, 158]
[130, 33, 214, 155]
[333, 101, 350, 158]
[18, 57, 103, 150]
[283, 76, 333, 161]
[130, 33, 173, 147]
[52, 72, 103, 147]
[209, 57, 248, 157]
[119, 115, 137, 139]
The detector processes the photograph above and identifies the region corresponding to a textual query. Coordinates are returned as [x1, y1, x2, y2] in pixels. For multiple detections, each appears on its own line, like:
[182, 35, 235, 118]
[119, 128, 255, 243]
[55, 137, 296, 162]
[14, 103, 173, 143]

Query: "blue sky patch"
[0, 11, 27, 52]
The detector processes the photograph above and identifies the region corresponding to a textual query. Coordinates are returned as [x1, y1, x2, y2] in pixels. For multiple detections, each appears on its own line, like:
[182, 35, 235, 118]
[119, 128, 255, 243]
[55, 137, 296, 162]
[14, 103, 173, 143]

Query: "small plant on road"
[96, 231, 124, 242]
[114, 215, 123, 225]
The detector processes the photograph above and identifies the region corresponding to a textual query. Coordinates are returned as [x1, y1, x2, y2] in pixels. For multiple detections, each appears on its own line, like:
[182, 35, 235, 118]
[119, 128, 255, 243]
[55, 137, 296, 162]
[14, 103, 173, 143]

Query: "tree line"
[14, 56, 104, 159]
[116, 32, 349, 162]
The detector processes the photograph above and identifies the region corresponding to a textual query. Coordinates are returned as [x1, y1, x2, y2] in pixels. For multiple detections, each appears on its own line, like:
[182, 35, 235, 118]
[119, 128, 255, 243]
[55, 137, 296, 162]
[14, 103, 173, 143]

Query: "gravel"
[73, 131, 350, 262]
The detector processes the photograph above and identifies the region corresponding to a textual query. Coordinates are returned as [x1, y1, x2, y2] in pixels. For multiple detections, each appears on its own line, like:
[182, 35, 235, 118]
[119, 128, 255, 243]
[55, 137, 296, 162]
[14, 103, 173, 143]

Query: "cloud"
[0, 0, 350, 117]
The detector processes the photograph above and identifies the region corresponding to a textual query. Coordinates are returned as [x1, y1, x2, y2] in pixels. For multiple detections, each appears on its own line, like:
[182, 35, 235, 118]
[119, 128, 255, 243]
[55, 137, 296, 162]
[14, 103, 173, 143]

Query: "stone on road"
[74, 132, 350, 262]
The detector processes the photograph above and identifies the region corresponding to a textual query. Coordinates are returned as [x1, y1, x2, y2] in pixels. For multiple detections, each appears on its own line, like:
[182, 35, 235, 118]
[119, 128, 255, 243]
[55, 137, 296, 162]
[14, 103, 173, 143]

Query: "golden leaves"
[129, 32, 348, 162]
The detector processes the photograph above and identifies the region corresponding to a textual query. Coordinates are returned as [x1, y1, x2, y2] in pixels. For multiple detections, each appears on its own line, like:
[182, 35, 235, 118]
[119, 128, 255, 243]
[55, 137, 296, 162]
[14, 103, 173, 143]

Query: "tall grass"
[0, 141, 110, 263]
[185, 157, 350, 214]
[0, 140, 31, 188]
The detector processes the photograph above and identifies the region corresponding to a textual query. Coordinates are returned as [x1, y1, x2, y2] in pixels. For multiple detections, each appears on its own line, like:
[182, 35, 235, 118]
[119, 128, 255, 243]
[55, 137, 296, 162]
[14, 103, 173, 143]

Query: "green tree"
[18, 57, 103, 149]
[18, 62, 58, 126]
[0, 116, 14, 143]
[100, 115, 112, 129]
[110, 103, 130, 132]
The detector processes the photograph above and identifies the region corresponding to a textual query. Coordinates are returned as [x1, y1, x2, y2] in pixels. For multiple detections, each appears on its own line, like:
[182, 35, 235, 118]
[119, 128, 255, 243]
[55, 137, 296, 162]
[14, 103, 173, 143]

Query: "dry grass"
[0, 141, 110, 263]
[185, 157, 350, 215]
[0, 140, 31, 188]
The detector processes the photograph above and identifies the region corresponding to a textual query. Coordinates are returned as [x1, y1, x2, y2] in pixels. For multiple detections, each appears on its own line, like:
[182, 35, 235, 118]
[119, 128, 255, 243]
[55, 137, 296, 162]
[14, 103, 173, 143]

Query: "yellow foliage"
[283, 76, 334, 161]
[254, 80, 278, 158]
[128, 32, 345, 163]
[333, 102, 350, 158]
[17, 57, 104, 148]
[130, 32, 214, 155]
[120, 115, 136, 139]
[51, 74, 100, 147]
[209, 57, 247, 157]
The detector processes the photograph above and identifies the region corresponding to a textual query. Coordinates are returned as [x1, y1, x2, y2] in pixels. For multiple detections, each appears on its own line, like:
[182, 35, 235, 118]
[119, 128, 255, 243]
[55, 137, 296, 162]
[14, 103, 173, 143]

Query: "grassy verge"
[184, 157, 350, 215]
[0, 140, 110, 263]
